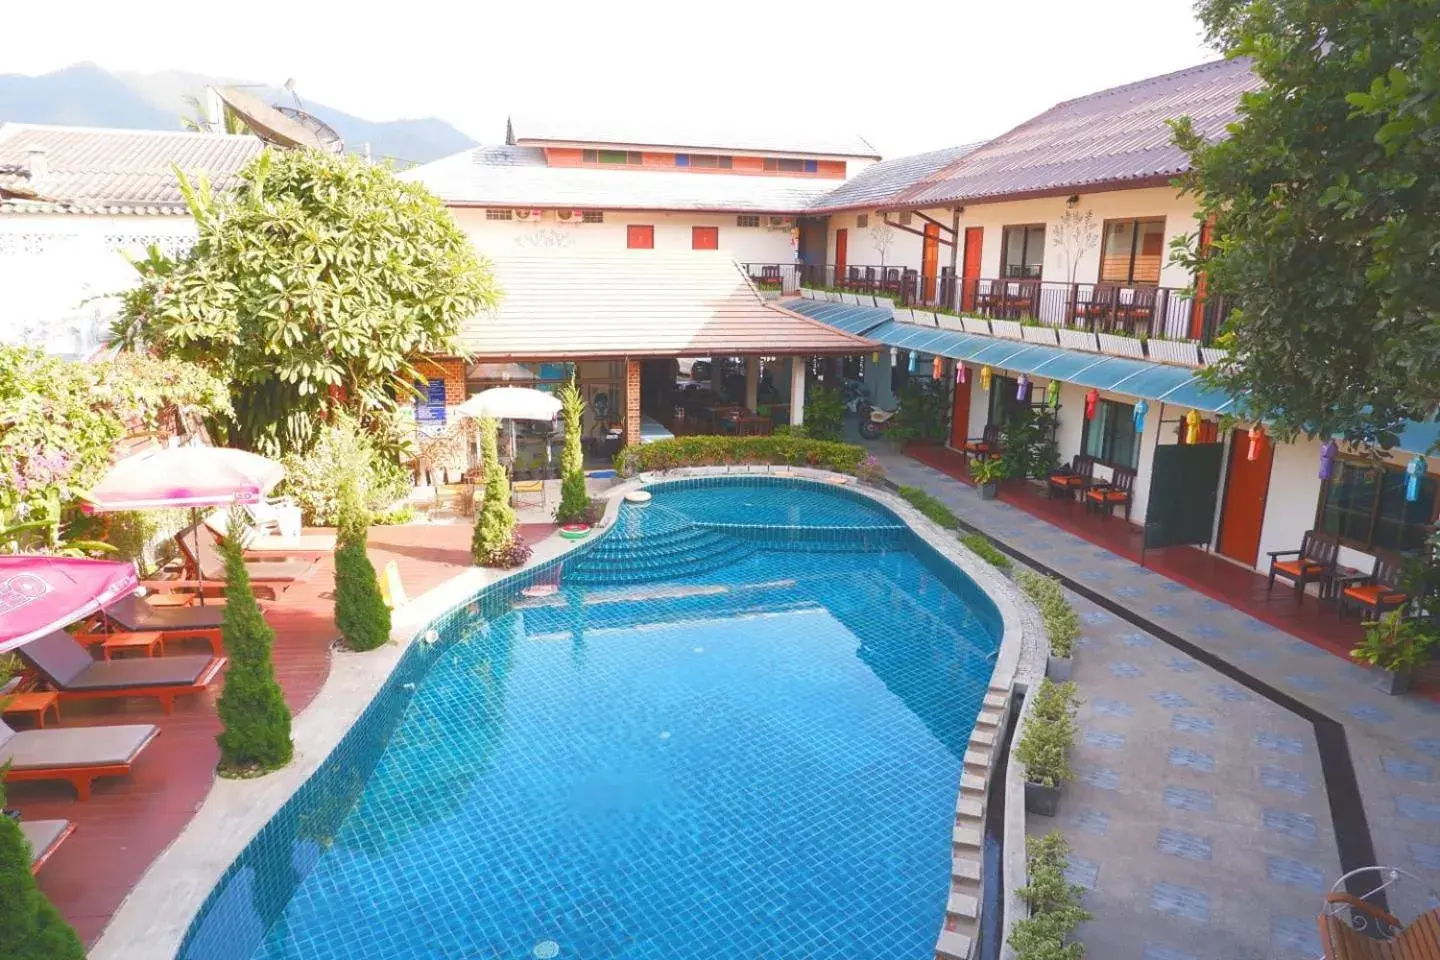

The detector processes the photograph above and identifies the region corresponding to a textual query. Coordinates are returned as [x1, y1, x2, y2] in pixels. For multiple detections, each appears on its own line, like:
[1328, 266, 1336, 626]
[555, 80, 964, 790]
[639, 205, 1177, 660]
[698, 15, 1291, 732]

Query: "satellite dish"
[214, 86, 327, 152]
[275, 106, 346, 155]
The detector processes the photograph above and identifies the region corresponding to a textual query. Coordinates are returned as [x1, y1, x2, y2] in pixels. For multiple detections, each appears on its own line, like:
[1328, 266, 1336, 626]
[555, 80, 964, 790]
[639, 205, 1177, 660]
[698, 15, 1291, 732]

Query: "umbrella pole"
[193, 507, 206, 607]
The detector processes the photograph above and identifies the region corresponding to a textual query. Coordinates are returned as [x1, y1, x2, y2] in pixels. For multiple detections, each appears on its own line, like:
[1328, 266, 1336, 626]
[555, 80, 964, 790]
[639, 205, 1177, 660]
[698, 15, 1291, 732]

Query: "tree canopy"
[1175, 0, 1440, 449]
[114, 148, 499, 455]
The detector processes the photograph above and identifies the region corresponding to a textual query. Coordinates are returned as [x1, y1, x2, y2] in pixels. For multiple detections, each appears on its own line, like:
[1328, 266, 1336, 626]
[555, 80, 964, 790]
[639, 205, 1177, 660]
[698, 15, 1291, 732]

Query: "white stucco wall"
[450, 208, 799, 263]
[825, 211, 926, 277]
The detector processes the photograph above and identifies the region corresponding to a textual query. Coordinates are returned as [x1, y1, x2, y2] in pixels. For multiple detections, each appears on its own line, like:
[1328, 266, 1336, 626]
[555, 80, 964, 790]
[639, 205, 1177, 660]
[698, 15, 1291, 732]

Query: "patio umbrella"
[457, 387, 562, 466]
[0, 556, 139, 654]
[82, 446, 286, 604]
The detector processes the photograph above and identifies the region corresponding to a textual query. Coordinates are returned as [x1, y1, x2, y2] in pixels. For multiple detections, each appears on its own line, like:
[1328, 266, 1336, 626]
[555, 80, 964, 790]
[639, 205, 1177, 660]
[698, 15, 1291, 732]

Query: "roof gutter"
[882, 174, 1182, 212]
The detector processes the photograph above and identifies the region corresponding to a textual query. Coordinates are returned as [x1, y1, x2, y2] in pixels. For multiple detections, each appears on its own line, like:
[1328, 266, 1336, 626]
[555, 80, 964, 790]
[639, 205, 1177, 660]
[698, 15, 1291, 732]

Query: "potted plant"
[1097, 330, 1146, 358]
[1017, 571, 1080, 681]
[1015, 679, 1078, 816]
[1352, 610, 1437, 695]
[970, 457, 1009, 500]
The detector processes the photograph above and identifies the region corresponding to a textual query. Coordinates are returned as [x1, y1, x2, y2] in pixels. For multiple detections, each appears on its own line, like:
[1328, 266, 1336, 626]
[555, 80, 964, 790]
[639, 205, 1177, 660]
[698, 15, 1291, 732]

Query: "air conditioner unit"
[513, 209, 543, 222]
[766, 216, 794, 230]
[554, 210, 585, 223]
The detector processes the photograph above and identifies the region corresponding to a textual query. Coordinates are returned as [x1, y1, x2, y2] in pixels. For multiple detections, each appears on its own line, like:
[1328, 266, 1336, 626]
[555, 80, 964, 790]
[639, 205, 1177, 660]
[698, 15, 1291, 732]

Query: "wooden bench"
[1319, 895, 1440, 959]
[1047, 454, 1096, 500]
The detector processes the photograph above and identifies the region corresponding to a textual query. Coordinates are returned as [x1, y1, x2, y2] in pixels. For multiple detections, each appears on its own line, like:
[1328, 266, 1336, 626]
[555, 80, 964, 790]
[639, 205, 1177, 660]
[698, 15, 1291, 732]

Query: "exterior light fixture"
[1184, 409, 1202, 444]
[1133, 398, 1149, 432]
[1066, 194, 1080, 208]
[1016, 373, 1030, 401]
[1084, 388, 1099, 420]
[980, 365, 993, 391]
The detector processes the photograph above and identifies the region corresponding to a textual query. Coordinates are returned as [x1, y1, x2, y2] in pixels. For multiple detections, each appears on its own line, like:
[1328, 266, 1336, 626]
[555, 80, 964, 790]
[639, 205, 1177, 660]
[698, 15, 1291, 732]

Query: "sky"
[4, 0, 1218, 160]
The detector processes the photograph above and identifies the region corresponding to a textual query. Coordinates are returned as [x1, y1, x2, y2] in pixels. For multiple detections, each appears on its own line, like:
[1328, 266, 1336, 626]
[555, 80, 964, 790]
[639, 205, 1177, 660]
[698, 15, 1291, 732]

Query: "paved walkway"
[873, 447, 1440, 959]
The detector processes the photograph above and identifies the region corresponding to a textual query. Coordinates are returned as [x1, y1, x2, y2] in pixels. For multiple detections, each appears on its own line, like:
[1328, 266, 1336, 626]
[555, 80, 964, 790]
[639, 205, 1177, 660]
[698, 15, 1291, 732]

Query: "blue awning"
[783, 298, 891, 336]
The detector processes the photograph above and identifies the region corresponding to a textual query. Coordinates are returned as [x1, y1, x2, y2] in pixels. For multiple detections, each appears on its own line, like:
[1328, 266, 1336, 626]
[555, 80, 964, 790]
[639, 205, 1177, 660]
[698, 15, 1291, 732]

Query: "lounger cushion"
[1086, 490, 1131, 503]
[66, 655, 220, 691]
[106, 594, 225, 631]
[0, 724, 157, 770]
[1049, 475, 1085, 486]
[18, 630, 96, 687]
[205, 511, 335, 553]
[1342, 585, 1407, 606]
[1274, 559, 1325, 578]
[20, 820, 71, 866]
[193, 529, 313, 581]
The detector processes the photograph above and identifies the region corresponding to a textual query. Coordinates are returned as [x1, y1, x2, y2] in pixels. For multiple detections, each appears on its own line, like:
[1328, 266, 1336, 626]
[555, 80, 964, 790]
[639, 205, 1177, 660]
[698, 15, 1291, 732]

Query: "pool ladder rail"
[936, 683, 1011, 960]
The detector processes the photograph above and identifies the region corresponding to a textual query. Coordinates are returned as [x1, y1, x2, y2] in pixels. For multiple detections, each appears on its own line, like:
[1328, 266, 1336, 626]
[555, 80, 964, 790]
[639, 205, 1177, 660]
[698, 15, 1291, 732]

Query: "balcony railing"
[742, 263, 1233, 346]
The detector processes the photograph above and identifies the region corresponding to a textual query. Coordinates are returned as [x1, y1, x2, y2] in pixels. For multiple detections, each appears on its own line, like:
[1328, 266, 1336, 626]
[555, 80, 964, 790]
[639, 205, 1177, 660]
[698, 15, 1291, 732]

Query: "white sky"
[5, 0, 1218, 160]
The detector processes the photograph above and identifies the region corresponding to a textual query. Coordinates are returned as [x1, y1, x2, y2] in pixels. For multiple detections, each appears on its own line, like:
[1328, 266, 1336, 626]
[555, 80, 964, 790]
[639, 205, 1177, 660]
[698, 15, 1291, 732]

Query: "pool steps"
[937, 681, 1012, 960]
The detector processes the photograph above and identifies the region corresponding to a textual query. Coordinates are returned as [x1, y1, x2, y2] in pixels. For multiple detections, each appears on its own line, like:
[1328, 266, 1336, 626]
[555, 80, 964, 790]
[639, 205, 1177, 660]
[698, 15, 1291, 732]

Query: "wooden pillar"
[789, 356, 806, 427]
[947, 207, 962, 311]
[745, 356, 760, 410]
[624, 359, 641, 447]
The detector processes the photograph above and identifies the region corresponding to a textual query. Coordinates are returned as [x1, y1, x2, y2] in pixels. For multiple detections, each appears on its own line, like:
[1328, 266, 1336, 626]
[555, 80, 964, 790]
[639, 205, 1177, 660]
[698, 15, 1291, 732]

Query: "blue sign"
[415, 378, 447, 431]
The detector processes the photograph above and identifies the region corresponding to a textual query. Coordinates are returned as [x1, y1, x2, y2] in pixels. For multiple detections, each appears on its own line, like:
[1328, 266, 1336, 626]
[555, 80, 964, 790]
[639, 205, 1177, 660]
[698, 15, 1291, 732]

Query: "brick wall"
[415, 355, 467, 404]
[624, 359, 641, 447]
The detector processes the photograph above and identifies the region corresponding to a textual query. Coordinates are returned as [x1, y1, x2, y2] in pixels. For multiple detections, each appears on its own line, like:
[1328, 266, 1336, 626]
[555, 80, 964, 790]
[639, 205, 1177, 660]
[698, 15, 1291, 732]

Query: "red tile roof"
[462, 254, 875, 358]
[894, 58, 1260, 208]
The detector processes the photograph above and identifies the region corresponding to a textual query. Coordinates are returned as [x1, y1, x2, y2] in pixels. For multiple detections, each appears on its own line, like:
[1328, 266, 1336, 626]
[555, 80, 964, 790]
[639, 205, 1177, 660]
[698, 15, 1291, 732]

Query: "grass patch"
[897, 485, 961, 530]
[959, 532, 1012, 572]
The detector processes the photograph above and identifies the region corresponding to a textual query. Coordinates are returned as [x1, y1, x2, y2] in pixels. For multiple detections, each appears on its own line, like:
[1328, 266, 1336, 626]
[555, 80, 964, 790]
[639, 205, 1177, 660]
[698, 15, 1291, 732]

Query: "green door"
[1144, 443, 1224, 549]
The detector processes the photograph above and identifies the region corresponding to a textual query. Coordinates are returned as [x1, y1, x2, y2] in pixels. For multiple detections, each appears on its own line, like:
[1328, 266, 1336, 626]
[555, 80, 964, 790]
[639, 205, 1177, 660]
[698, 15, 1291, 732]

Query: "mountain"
[0, 63, 478, 165]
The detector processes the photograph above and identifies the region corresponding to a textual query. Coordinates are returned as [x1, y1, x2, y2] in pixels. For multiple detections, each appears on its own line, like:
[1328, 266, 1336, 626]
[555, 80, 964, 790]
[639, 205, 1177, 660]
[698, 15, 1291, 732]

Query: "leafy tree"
[0, 778, 85, 960]
[281, 417, 411, 526]
[1174, 0, 1440, 448]
[114, 148, 499, 456]
[334, 472, 391, 652]
[555, 377, 590, 524]
[215, 510, 294, 775]
[472, 417, 520, 566]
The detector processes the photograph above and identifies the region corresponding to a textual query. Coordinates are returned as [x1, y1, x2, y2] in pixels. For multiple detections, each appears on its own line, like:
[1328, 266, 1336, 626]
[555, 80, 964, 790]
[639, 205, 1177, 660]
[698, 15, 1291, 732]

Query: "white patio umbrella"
[457, 387, 562, 466]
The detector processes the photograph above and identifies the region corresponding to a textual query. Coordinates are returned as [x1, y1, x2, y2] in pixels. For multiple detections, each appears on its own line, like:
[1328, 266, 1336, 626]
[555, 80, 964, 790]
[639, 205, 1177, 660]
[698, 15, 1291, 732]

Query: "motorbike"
[858, 402, 899, 439]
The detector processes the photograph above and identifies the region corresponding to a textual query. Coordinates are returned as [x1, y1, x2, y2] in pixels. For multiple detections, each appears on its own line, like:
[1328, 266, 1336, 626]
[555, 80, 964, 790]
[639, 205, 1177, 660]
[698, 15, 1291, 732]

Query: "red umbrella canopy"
[83, 446, 285, 513]
[0, 556, 139, 654]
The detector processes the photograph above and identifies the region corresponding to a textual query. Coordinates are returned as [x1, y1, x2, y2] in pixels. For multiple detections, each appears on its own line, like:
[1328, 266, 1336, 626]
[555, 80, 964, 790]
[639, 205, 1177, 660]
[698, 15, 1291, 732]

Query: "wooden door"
[949, 374, 972, 449]
[961, 227, 983, 311]
[834, 228, 848, 286]
[1216, 429, 1274, 566]
[922, 222, 940, 302]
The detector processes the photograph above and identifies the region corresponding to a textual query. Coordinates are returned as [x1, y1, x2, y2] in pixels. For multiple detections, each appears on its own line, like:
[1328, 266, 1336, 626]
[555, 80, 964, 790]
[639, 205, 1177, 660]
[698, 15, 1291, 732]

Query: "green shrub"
[1015, 679, 1079, 788]
[897, 485, 961, 530]
[472, 417, 524, 567]
[892, 376, 951, 444]
[1017, 571, 1081, 658]
[802, 385, 845, 442]
[215, 510, 293, 776]
[0, 777, 85, 960]
[372, 505, 414, 526]
[280, 417, 411, 526]
[334, 477, 391, 653]
[613, 435, 872, 477]
[1009, 832, 1092, 960]
[102, 508, 189, 575]
[555, 377, 590, 524]
[960, 532, 1012, 571]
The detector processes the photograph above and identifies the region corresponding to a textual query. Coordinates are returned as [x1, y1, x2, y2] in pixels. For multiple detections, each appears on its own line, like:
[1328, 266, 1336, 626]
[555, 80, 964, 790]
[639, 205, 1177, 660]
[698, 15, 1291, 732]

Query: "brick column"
[624, 359, 642, 447]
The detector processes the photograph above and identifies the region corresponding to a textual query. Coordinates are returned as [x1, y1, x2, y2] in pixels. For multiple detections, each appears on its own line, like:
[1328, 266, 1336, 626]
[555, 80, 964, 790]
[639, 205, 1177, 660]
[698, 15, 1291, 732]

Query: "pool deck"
[875, 444, 1440, 958]
[8, 521, 553, 948]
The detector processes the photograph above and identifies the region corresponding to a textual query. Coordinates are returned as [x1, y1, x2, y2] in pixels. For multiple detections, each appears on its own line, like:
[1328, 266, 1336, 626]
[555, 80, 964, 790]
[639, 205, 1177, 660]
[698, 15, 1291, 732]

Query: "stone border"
[93, 466, 1036, 960]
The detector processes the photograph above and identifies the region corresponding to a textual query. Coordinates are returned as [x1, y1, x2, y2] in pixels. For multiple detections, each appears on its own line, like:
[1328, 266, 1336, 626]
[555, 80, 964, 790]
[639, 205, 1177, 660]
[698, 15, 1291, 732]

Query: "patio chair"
[512, 479, 546, 511]
[97, 592, 223, 633]
[1317, 866, 1440, 959]
[845, 266, 863, 290]
[1117, 285, 1158, 336]
[15, 629, 225, 715]
[168, 522, 318, 600]
[21, 818, 75, 872]
[960, 424, 1001, 463]
[204, 510, 336, 555]
[1084, 466, 1136, 518]
[1, 717, 160, 800]
[1075, 283, 1118, 329]
[1266, 530, 1340, 604]
[1047, 455, 1096, 500]
[1337, 554, 1409, 620]
[881, 267, 903, 296]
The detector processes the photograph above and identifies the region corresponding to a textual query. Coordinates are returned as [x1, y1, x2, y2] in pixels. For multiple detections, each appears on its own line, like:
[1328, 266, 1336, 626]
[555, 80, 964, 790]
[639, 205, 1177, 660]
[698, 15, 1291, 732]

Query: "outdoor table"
[1325, 565, 1368, 603]
[100, 630, 166, 660]
[2, 690, 60, 729]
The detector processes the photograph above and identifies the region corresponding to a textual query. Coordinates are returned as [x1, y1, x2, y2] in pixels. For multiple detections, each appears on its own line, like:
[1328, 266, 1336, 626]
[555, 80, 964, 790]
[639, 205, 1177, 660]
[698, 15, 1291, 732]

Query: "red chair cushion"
[1085, 490, 1130, 503]
[1050, 475, 1085, 486]
[1274, 559, 1325, 578]
[1342, 585, 1407, 606]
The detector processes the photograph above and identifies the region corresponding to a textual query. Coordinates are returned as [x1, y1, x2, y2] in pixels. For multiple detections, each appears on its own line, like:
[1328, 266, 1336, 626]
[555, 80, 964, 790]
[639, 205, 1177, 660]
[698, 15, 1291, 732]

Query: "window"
[1100, 218, 1166, 284]
[485, 209, 513, 221]
[581, 210, 604, 224]
[627, 225, 654, 249]
[763, 157, 807, 173]
[1000, 225, 1046, 279]
[676, 154, 733, 169]
[736, 214, 760, 228]
[1081, 400, 1139, 469]
[583, 149, 642, 165]
[692, 226, 719, 250]
[856, 214, 869, 228]
[1317, 460, 1438, 552]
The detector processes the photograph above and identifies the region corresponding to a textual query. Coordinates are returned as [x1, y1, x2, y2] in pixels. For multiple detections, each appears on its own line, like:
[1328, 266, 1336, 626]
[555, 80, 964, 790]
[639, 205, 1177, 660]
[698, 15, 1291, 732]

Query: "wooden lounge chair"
[167, 522, 317, 599]
[960, 424, 1001, 462]
[94, 592, 221, 633]
[1047, 455, 1096, 500]
[204, 510, 335, 555]
[21, 818, 75, 872]
[1084, 466, 1136, 519]
[1338, 554, 1409, 620]
[1317, 867, 1440, 959]
[1266, 530, 1339, 604]
[1, 718, 159, 800]
[16, 630, 225, 715]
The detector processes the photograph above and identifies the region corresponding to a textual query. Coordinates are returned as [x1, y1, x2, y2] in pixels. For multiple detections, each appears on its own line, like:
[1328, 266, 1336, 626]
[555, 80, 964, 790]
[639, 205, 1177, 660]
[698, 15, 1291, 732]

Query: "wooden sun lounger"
[17, 630, 225, 715]
[21, 818, 76, 872]
[203, 510, 336, 555]
[1, 719, 160, 801]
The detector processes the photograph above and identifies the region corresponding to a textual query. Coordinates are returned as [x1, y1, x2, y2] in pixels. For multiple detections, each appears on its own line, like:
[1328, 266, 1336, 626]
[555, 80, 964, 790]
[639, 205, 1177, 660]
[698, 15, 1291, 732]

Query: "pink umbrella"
[0, 556, 139, 654]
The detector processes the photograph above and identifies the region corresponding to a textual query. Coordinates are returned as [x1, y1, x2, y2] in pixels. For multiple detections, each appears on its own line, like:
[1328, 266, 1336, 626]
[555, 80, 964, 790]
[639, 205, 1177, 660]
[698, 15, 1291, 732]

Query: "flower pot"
[961, 318, 992, 336]
[1146, 338, 1201, 366]
[1058, 329, 1099, 352]
[936, 314, 966, 332]
[979, 482, 999, 500]
[873, 297, 895, 313]
[1025, 780, 1061, 817]
[1374, 667, 1412, 695]
[990, 319, 1024, 340]
[1097, 332, 1145, 358]
[1047, 654, 1073, 681]
[1021, 326, 1059, 346]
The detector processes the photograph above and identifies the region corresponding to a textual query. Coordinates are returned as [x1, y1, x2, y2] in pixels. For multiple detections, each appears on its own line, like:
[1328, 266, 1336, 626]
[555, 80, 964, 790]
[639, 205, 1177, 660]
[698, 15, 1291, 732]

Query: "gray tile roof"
[402, 144, 844, 213]
[0, 123, 265, 215]
[508, 116, 879, 159]
[806, 143, 985, 212]
[896, 58, 1261, 208]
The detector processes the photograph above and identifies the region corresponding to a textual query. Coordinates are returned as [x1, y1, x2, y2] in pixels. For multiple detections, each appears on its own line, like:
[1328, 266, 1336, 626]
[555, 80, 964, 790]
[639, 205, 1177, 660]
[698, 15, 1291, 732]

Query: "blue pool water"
[180, 478, 1002, 960]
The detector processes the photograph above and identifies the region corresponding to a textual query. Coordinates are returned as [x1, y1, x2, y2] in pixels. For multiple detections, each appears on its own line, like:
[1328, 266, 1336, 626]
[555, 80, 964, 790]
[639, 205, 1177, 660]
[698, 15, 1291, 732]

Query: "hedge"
[897, 485, 961, 530]
[1016, 571, 1082, 658]
[614, 436, 879, 478]
[960, 532, 1013, 572]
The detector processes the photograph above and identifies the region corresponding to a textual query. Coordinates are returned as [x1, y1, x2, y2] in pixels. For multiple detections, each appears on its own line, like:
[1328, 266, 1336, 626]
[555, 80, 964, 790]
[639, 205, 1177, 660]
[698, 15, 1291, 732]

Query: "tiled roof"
[460, 254, 874, 359]
[508, 116, 880, 159]
[0, 123, 265, 215]
[806, 143, 985, 212]
[896, 58, 1261, 208]
[402, 145, 844, 213]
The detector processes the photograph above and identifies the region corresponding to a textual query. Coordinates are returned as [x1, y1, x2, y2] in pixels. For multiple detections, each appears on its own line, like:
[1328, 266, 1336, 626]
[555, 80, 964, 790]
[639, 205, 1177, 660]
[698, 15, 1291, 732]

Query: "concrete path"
[872, 448, 1440, 958]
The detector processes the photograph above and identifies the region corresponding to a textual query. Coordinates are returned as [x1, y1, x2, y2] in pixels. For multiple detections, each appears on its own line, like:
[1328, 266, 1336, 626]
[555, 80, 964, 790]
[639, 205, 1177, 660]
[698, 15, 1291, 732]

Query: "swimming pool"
[179, 478, 1003, 960]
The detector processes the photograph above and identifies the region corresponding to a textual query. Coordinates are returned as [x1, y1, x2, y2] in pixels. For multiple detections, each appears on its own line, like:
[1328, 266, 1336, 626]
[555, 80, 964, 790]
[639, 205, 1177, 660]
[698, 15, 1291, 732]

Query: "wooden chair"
[1047, 455, 1096, 500]
[1266, 530, 1340, 604]
[1075, 283, 1118, 329]
[845, 266, 863, 290]
[1083, 466, 1136, 518]
[760, 265, 782, 288]
[1005, 279, 1040, 318]
[881, 267, 903, 296]
[1117, 285, 1158, 336]
[1317, 866, 1440, 960]
[1338, 554, 1409, 620]
[862, 266, 877, 293]
[960, 424, 1001, 462]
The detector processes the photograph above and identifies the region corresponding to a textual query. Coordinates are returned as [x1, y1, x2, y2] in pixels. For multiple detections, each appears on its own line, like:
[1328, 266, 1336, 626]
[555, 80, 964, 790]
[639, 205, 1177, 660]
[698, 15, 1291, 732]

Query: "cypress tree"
[215, 508, 294, 775]
[555, 376, 590, 524]
[334, 473, 391, 652]
[0, 780, 86, 959]
[472, 416, 518, 565]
